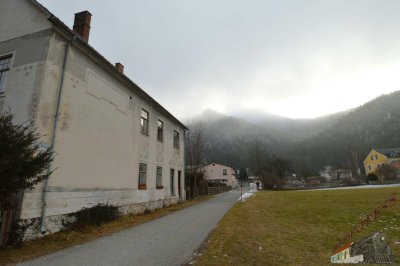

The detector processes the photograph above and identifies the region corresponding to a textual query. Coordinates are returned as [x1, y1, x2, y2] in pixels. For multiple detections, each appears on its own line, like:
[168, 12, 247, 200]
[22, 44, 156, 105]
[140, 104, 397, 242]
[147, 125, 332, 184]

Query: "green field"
[194, 187, 400, 265]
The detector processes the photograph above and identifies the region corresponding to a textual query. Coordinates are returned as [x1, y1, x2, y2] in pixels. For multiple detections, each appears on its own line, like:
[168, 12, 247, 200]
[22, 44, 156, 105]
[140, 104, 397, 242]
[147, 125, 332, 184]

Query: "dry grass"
[0, 196, 211, 265]
[194, 187, 400, 266]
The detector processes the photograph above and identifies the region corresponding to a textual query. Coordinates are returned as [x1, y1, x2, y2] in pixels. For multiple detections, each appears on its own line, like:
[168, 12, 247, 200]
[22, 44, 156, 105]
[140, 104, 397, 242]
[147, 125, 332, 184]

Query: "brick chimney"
[73, 11, 92, 42]
[115, 63, 124, 74]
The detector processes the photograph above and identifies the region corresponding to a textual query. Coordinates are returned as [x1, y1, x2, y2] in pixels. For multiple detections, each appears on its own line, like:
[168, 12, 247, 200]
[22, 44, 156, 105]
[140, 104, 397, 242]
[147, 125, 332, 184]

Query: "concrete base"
[22, 197, 179, 240]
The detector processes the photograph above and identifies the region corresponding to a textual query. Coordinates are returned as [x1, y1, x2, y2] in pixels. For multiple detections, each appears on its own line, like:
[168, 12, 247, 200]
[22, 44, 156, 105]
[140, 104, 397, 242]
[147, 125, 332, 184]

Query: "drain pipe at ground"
[40, 38, 73, 234]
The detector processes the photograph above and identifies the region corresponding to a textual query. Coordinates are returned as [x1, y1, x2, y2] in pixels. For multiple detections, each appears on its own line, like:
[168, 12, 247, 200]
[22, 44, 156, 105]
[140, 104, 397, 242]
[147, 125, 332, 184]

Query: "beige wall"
[0, 0, 51, 43]
[0, 0, 52, 124]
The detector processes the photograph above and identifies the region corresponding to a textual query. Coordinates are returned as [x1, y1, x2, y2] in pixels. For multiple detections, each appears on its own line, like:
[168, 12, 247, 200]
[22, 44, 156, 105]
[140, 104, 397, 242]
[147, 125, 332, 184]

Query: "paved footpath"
[20, 190, 240, 266]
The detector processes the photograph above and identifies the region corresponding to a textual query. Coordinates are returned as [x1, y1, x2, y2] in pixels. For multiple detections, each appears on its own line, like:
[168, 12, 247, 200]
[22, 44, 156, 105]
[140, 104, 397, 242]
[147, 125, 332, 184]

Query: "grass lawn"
[0, 195, 211, 265]
[194, 187, 400, 266]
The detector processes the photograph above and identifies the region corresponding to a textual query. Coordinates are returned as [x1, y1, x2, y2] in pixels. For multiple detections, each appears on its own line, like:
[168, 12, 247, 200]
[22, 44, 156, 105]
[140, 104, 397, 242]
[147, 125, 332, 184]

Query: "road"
[20, 190, 241, 266]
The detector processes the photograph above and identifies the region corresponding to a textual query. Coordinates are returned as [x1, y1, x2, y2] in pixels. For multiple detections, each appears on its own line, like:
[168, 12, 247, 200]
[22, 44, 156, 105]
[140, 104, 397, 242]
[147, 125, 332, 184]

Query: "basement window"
[0, 55, 12, 95]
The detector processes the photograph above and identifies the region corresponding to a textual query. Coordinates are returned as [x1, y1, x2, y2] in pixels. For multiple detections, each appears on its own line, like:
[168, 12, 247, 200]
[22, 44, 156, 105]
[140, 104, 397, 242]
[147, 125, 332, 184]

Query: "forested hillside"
[291, 91, 400, 174]
[188, 91, 400, 176]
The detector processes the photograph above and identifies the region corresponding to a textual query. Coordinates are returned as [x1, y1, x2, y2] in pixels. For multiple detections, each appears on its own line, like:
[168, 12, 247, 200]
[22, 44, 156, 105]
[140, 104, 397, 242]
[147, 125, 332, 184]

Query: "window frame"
[156, 166, 163, 189]
[223, 169, 227, 175]
[0, 54, 13, 95]
[173, 130, 180, 150]
[140, 108, 149, 135]
[138, 163, 147, 189]
[157, 119, 164, 142]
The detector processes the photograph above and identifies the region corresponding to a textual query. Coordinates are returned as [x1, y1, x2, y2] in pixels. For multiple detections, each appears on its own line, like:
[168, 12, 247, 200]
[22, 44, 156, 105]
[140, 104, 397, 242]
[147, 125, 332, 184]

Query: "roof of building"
[375, 148, 400, 158]
[203, 163, 235, 169]
[27, 0, 188, 130]
[332, 242, 353, 256]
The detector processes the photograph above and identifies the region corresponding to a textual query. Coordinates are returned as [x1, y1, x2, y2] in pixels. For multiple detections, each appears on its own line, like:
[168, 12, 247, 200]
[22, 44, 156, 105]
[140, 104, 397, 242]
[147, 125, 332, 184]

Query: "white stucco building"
[202, 163, 238, 187]
[0, 0, 186, 236]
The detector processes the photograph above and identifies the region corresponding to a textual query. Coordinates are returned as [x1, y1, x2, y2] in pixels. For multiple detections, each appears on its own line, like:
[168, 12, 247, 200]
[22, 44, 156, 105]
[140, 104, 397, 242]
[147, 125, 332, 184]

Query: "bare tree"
[350, 147, 362, 183]
[185, 122, 206, 198]
[247, 139, 292, 190]
[248, 138, 267, 177]
[376, 164, 397, 183]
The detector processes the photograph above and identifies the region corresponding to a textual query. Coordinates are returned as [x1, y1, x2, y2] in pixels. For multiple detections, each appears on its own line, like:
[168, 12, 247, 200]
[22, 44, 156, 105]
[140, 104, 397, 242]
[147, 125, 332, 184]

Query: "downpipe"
[40, 38, 73, 234]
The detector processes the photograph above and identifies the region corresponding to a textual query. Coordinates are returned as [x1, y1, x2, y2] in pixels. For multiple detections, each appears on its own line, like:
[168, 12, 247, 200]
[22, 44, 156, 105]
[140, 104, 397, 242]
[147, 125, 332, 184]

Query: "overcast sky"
[38, 0, 400, 119]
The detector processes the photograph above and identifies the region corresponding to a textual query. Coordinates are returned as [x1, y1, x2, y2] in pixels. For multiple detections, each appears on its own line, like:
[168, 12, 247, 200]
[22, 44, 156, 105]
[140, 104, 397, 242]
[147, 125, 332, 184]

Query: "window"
[170, 169, 175, 196]
[370, 156, 374, 161]
[368, 165, 371, 170]
[223, 169, 227, 175]
[138, 163, 147, 189]
[173, 130, 179, 149]
[0, 55, 12, 94]
[375, 155, 378, 160]
[156, 166, 163, 188]
[178, 171, 182, 198]
[140, 109, 149, 135]
[157, 119, 164, 142]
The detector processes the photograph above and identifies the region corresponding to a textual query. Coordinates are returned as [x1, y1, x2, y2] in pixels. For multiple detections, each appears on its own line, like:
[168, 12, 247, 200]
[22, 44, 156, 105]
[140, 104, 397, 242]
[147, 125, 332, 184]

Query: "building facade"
[202, 163, 238, 187]
[364, 148, 400, 176]
[0, 0, 186, 236]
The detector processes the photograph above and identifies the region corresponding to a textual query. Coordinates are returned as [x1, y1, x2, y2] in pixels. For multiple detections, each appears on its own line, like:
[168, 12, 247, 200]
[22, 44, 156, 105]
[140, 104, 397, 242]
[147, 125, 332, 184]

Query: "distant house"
[319, 166, 334, 181]
[202, 163, 238, 187]
[319, 166, 352, 182]
[364, 148, 400, 176]
[331, 242, 352, 263]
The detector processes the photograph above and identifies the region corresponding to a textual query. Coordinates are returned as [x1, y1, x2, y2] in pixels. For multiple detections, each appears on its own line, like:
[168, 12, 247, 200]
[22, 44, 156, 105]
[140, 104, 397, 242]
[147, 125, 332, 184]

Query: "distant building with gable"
[363, 148, 400, 176]
[202, 163, 238, 187]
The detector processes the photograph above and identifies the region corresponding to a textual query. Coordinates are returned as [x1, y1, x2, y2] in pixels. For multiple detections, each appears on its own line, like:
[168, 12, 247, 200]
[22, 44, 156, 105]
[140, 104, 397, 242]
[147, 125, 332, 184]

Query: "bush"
[0, 111, 53, 209]
[143, 209, 152, 215]
[367, 173, 378, 183]
[67, 204, 120, 228]
[7, 219, 34, 247]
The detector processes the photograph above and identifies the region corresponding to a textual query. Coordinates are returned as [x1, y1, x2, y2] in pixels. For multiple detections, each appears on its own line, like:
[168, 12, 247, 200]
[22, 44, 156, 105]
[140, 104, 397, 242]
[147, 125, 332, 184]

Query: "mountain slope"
[187, 110, 281, 167]
[188, 90, 400, 174]
[292, 91, 400, 173]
